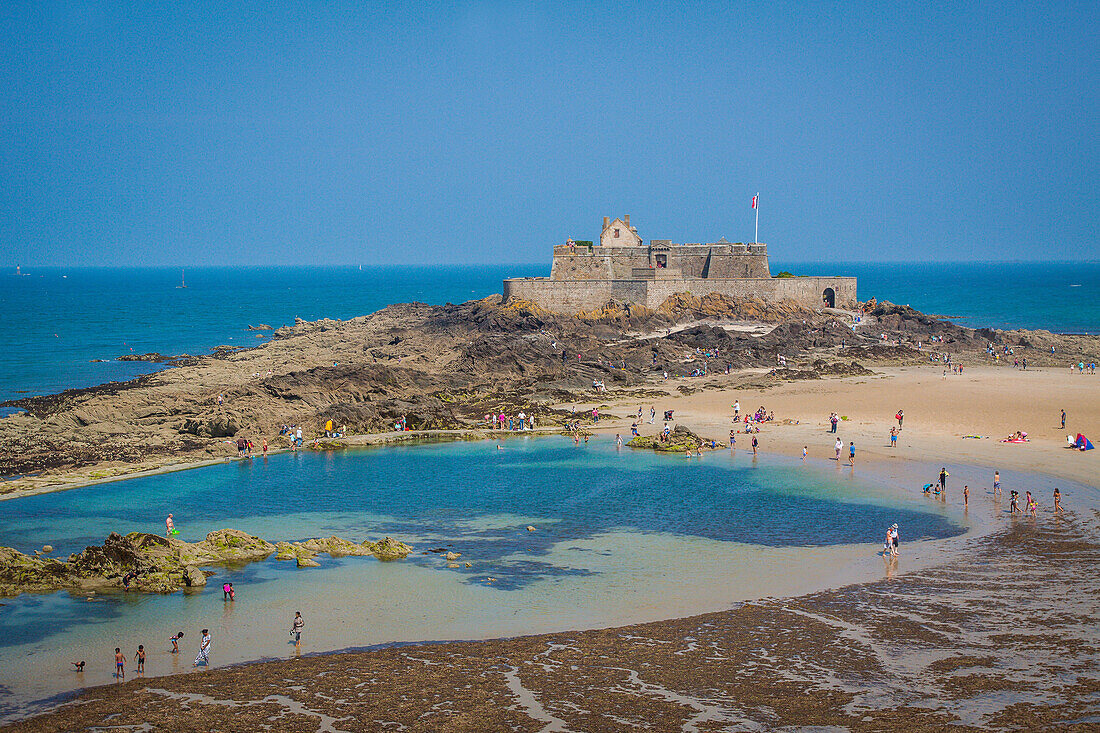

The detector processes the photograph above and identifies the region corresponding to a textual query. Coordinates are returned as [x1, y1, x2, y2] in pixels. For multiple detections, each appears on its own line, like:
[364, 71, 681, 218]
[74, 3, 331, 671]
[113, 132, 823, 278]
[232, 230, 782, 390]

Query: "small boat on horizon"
[177, 269, 187, 289]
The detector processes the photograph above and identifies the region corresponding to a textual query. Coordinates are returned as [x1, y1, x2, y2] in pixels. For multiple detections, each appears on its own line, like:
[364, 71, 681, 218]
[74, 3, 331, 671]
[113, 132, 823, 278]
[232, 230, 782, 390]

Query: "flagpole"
[754, 192, 759, 244]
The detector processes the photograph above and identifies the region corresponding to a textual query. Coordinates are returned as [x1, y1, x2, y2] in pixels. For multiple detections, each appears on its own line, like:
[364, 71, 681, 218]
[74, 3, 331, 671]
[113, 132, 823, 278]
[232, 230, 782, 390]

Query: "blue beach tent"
[1076, 433, 1094, 451]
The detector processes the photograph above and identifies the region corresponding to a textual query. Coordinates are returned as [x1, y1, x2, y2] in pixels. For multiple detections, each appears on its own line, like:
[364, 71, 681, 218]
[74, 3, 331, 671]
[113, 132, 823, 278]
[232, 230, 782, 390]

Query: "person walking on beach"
[134, 645, 145, 674]
[193, 629, 211, 667]
[733, 400, 740, 418]
[1061, 409, 1066, 429]
[114, 648, 125, 679]
[994, 470, 1001, 496]
[291, 612, 304, 648]
[939, 467, 949, 493]
[834, 438, 842, 461]
[729, 430, 736, 447]
[802, 445, 807, 460]
[896, 409, 904, 428]
[892, 523, 900, 555]
[1053, 488, 1064, 514]
[1025, 490, 1037, 515]
[262, 438, 268, 455]
[830, 413, 838, 433]
[963, 485, 969, 507]
[751, 435, 758, 456]
[889, 427, 898, 448]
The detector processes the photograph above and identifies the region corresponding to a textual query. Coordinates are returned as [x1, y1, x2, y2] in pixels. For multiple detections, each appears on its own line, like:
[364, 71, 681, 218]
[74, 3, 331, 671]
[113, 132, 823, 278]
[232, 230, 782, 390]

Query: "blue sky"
[2, 1, 1097, 266]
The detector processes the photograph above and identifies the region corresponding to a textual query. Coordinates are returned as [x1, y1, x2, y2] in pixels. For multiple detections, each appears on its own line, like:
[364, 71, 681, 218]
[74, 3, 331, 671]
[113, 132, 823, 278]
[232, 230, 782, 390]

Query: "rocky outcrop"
[628, 425, 710, 453]
[0, 529, 412, 597]
[274, 536, 413, 567]
[180, 417, 239, 438]
[190, 529, 275, 562]
[767, 359, 875, 381]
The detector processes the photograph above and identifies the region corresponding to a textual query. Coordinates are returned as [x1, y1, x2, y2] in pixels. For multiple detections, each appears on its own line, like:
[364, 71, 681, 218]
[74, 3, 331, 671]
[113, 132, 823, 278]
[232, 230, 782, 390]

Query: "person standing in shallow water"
[751, 435, 758, 455]
[963, 485, 969, 507]
[291, 612, 304, 649]
[939, 467, 949, 494]
[848, 442, 855, 466]
[1053, 488, 1064, 513]
[194, 629, 211, 667]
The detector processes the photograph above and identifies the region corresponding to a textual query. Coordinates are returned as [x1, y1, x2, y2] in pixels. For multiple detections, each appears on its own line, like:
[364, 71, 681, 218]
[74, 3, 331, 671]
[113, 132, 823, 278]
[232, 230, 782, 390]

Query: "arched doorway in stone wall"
[822, 288, 836, 308]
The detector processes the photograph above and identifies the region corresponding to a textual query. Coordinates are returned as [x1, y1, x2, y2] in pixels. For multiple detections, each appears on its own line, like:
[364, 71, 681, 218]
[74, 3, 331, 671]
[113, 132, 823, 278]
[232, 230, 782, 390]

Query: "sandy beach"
[581, 363, 1100, 492]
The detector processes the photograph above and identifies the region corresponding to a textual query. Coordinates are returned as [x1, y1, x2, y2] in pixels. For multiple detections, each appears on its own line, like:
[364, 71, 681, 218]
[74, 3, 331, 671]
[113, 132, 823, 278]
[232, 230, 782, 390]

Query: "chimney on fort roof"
[603, 216, 610, 230]
[624, 214, 630, 227]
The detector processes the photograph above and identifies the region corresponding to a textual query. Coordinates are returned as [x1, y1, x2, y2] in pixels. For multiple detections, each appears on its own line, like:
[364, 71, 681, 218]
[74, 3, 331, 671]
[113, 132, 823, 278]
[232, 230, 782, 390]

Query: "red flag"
[751, 195, 757, 209]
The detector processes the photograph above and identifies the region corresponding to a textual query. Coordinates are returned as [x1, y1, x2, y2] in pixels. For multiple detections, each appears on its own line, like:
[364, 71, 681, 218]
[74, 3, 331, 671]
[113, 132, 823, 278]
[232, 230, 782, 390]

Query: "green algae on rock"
[0, 529, 412, 597]
[627, 424, 711, 452]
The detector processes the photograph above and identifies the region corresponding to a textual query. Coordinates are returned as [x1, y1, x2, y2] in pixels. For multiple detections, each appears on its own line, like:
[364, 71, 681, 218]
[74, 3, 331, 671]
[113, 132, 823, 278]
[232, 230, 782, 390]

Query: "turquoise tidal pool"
[0, 437, 965, 719]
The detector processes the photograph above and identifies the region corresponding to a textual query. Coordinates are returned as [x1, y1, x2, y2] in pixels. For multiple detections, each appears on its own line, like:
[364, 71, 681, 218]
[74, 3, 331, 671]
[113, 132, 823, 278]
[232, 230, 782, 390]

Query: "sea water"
[2, 261, 1098, 402]
[0, 437, 970, 719]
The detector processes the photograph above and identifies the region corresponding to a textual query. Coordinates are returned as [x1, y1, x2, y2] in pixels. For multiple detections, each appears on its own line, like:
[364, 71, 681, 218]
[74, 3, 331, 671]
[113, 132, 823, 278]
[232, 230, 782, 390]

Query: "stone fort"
[503, 215, 856, 313]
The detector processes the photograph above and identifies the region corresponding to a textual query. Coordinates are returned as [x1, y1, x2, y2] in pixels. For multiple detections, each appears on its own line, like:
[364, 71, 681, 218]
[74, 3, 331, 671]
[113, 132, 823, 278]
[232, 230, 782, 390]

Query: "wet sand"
[10, 508, 1098, 731]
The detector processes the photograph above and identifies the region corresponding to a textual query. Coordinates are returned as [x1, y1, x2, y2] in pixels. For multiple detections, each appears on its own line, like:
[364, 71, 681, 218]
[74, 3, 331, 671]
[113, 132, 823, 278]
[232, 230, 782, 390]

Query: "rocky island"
[1, 292, 1097, 496]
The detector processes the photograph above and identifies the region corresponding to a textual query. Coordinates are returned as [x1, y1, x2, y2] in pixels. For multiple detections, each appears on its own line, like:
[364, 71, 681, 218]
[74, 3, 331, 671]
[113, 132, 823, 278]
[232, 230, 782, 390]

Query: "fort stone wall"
[503, 276, 857, 313]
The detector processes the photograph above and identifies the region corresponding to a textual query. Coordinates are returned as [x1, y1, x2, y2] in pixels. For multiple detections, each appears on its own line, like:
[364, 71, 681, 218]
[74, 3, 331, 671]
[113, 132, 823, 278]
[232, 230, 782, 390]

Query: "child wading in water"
[114, 648, 125, 679]
[170, 631, 184, 653]
[134, 645, 145, 674]
[1054, 488, 1064, 514]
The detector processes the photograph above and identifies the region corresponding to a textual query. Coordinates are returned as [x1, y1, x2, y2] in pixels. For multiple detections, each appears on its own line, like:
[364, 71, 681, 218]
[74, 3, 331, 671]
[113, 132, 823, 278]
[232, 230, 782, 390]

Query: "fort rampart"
[503, 275, 858, 313]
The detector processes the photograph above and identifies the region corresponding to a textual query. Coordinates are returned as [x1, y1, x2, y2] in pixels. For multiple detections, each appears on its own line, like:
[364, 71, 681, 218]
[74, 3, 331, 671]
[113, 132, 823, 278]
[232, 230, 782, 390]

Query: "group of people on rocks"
[278, 424, 304, 449]
[487, 412, 535, 431]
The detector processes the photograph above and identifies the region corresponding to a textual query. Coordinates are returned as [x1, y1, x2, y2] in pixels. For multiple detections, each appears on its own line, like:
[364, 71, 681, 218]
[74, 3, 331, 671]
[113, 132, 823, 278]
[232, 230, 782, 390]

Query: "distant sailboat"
[177, 269, 187, 289]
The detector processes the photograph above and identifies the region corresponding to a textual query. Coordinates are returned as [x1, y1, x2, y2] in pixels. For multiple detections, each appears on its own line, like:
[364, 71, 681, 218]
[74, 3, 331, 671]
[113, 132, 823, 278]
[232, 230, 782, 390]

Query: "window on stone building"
[614, 229, 620, 238]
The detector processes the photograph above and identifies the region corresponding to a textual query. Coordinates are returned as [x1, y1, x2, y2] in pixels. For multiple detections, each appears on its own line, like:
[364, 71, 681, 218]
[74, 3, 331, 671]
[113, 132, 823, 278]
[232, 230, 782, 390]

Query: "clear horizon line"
[5, 258, 1100, 270]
